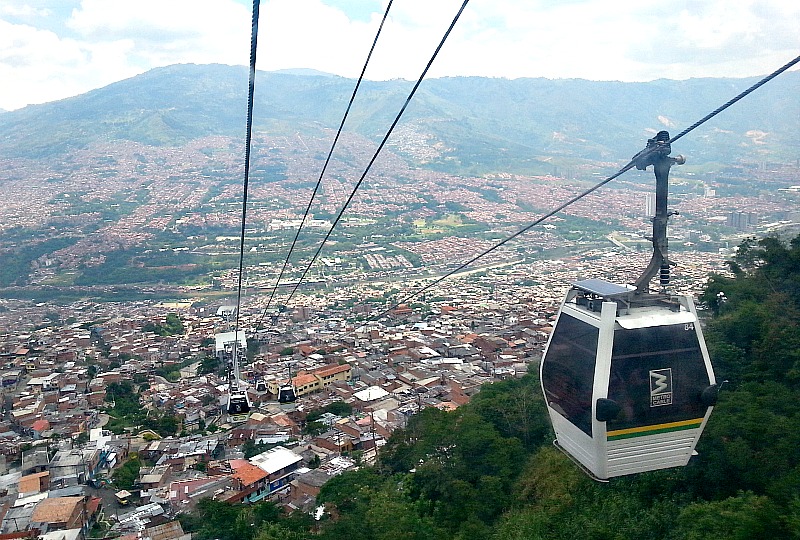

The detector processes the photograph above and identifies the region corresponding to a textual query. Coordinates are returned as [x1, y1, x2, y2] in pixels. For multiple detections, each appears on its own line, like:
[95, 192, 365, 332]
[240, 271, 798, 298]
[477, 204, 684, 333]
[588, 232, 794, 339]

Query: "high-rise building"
[645, 193, 656, 217]
[726, 211, 758, 231]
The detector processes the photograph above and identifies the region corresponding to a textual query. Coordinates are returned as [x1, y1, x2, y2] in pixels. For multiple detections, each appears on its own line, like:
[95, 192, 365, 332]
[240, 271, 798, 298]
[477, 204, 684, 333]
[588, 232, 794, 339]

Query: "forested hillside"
[1, 64, 798, 171]
[179, 234, 800, 540]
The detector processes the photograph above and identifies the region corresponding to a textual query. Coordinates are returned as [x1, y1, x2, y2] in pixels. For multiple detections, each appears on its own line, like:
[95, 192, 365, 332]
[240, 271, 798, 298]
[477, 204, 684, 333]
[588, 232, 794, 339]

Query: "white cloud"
[0, 19, 94, 110]
[0, 0, 252, 110]
[0, 3, 50, 17]
[251, 0, 799, 83]
[0, 0, 798, 110]
[66, 0, 251, 65]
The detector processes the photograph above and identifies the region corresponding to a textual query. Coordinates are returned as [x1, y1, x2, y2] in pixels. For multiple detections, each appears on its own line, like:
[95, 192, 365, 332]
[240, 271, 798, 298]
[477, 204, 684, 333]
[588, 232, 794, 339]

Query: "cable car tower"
[540, 132, 718, 481]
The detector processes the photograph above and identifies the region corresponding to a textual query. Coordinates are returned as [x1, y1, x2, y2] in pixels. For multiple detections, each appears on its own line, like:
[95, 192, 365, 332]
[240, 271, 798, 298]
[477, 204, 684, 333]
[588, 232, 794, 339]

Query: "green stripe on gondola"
[607, 418, 703, 441]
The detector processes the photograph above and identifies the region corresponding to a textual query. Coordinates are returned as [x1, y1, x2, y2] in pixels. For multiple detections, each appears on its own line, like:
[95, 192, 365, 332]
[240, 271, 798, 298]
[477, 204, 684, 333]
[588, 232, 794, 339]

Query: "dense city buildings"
[0, 130, 798, 537]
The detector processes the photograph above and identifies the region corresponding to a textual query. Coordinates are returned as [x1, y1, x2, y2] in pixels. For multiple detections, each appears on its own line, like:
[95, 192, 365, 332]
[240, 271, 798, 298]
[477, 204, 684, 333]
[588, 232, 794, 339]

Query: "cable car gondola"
[227, 384, 252, 424]
[278, 383, 297, 404]
[277, 362, 297, 403]
[539, 132, 718, 480]
[220, 330, 251, 424]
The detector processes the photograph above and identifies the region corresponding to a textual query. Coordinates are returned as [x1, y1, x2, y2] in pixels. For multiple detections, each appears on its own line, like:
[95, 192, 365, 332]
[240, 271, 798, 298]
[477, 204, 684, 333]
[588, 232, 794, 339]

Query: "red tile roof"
[31, 419, 50, 432]
[314, 364, 351, 377]
[228, 459, 249, 469]
[233, 463, 268, 487]
[86, 497, 102, 516]
[293, 374, 317, 387]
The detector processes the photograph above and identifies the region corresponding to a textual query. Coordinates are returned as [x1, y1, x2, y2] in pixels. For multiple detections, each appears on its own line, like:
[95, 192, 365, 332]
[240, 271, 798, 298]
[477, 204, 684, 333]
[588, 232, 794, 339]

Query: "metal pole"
[633, 131, 684, 293]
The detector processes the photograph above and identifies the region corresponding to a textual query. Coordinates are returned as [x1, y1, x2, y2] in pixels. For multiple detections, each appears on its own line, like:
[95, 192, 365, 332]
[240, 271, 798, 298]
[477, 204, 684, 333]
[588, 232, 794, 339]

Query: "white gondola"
[277, 383, 297, 404]
[227, 385, 252, 424]
[217, 329, 251, 424]
[539, 132, 718, 480]
[540, 279, 717, 480]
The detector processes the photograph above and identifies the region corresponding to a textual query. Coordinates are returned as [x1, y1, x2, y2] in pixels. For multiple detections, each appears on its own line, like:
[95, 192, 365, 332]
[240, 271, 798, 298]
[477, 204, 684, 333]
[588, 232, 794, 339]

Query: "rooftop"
[249, 446, 302, 475]
[31, 496, 82, 523]
[232, 462, 268, 486]
[354, 386, 390, 402]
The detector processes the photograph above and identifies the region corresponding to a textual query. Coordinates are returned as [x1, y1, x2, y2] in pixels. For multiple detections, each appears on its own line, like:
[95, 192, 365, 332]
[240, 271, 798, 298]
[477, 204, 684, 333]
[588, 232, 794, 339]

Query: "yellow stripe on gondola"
[607, 418, 704, 440]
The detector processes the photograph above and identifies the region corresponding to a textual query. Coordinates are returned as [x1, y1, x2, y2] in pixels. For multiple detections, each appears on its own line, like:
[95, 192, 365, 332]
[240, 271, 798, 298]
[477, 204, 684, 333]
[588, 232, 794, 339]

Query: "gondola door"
[541, 297, 617, 479]
[602, 297, 716, 478]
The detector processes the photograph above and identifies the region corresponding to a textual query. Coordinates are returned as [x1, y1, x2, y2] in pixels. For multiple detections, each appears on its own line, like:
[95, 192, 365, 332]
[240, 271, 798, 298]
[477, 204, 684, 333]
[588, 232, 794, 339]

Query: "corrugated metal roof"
[249, 446, 302, 474]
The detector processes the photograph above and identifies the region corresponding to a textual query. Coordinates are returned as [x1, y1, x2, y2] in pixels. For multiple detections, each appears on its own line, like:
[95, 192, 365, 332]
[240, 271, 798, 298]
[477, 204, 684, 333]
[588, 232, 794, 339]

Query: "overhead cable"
[282, 0, 472, 307]
[670, 53, 800, 144]
[371, 53, 800, 320]
[230, 0, 261, 376]
[255, 0, 396, 330]
[372, 162, 637, 320]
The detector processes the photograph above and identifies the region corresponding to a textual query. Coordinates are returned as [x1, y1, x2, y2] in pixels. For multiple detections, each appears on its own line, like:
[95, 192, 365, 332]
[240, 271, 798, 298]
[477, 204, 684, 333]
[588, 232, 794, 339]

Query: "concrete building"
[248, 446, 303, 499]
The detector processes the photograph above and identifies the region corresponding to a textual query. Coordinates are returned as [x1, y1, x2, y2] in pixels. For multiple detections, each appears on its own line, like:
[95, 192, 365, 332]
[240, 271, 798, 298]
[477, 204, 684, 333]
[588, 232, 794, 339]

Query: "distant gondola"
[227, 385, 252, 424]
[277, 383, 297, 404]
[217, 329, 251, 424]
[539, 132, 718, 480]
[277, 361, 297, 404]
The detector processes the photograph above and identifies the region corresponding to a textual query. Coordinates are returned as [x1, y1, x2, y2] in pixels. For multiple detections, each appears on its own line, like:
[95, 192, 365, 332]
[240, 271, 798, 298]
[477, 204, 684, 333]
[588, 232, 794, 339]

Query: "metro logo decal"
[650, 368, 673, 407]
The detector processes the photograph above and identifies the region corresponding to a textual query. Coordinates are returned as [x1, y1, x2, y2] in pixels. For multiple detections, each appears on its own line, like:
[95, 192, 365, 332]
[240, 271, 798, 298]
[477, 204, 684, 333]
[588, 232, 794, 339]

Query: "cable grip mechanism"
[633, 131, 685, 293]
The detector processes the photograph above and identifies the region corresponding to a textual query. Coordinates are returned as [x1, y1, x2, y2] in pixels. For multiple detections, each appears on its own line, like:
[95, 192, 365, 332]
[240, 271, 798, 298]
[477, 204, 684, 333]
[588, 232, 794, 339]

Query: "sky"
[1, 0, 798, 111]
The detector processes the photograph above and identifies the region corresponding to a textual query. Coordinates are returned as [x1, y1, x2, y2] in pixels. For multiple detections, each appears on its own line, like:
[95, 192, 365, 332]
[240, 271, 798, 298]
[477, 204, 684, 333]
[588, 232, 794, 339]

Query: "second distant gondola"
[227, 385, 252, 424]
[278, 362, 297, 403]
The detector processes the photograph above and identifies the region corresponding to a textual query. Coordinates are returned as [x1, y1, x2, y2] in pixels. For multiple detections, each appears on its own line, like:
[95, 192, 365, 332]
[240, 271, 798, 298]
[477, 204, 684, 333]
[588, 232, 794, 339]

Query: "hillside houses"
[0, 269, 566, 535]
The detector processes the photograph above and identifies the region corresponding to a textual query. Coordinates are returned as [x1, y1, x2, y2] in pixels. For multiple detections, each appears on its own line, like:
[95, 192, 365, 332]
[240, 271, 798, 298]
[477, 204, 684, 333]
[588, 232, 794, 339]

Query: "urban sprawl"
[0, 134, 798, 538]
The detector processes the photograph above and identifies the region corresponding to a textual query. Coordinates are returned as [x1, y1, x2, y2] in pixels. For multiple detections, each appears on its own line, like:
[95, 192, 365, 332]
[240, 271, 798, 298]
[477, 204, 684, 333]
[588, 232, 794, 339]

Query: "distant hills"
[0, 63, 798, 173]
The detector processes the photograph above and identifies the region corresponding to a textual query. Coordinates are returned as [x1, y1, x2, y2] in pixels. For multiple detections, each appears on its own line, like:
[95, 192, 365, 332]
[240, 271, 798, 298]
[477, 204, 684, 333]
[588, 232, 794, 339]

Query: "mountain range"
[0, 63, 798, 174]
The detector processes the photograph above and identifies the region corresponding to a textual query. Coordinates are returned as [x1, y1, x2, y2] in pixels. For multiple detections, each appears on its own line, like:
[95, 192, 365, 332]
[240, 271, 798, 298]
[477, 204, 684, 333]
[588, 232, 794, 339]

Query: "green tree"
[469, 368, 550, 450]
[303, 421, 327, 437]
[147, 414, 179, 436]
[164, 313, 185, 334]
[306, 401, 353, 423]
[179, 498, 311, 540]
[199, 355, 221, 375]
[142, 313, 185, 336]
[672, 492, 784, 540]
[318, 470, 444, 540]
[378, 406, 525, 537]
[325, 400, 353, 417]
[113, 456, 141, 490]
